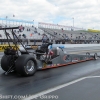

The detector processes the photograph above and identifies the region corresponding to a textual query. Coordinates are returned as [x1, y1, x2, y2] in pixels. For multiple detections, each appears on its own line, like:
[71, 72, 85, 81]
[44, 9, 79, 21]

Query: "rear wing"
[0, 27, 29, 54]
[0, 27, 19, 30]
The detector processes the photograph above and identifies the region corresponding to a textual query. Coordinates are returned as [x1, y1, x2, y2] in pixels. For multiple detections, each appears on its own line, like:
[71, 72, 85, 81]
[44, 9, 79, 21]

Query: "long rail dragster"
[0, 27, 100, 76]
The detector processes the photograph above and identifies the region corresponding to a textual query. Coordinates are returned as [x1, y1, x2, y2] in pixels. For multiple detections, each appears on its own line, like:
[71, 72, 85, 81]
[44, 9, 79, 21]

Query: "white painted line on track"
[87, 76, 100, 78]
[23, 77, 87, 100]
[68, 50, 100, 54]
[23, 76, 100, 100]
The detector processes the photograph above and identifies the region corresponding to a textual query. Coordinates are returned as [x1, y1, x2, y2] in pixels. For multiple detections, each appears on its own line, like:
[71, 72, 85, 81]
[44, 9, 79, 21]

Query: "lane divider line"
[23, 75, 100, 100]
[23, 77, 87, 100]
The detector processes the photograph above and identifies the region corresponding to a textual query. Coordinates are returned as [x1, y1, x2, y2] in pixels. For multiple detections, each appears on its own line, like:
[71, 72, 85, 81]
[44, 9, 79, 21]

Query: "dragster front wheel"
[15, 55, 37, 76]
[94, 53, 98, 60]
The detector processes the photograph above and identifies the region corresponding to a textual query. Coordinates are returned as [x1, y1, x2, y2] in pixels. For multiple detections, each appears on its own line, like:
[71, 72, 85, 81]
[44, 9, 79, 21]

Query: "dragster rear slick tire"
[1, 55, 12, 71]
[15, 55, 37, 76]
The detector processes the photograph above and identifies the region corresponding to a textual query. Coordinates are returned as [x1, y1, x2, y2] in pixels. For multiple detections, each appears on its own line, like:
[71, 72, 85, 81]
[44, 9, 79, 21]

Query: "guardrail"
[0, 39, 100, 46]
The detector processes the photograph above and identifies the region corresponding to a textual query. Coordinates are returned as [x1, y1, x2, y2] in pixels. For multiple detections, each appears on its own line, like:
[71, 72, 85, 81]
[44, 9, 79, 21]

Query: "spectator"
[6, 32, 10, 36]
[35, 27, 37, 30]
[19, 25, 23, 32]
[18, 34, 21, 44]
[23, 27, 25, 30]
[42, 35, 48, 43]
[34, 39, 36, 45]
[62, 39, 65, 44]
[14, 30, 16, 33]
[62, 28, 64, 32]
[22, 34, 27, 45]
[38, 33, 40, 35]
[27, 28, 28, 31]
[22, 34, 26, 38]
[13, 34, 18, 44]
[17, 31, 19, 34]
[18, 34, 21, 39]
[0, 34, 2, 44]
[34, 30, 37, 33]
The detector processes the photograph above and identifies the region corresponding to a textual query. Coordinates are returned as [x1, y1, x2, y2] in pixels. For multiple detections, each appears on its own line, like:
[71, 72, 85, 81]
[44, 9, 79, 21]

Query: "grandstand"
[0, 18, 100, 44]
[38, 22, 100, 42]
[0, 25, 42, 39]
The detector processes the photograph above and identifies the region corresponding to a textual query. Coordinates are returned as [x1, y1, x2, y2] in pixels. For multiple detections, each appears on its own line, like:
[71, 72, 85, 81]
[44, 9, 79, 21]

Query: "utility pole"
[72, 17, 74, 31]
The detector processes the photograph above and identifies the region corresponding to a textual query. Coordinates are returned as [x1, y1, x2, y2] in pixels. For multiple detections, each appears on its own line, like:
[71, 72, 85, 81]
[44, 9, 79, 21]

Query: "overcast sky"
[0, 0, 100, 30]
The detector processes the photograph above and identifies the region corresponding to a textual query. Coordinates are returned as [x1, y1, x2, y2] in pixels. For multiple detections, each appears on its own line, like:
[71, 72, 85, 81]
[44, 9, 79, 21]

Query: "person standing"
[18, 34, 21, 44]
[22, 34, 27, 45]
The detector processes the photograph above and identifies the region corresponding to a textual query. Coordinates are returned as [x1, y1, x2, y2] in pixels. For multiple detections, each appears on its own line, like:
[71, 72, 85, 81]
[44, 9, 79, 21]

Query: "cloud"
[0, 0, 100, 29]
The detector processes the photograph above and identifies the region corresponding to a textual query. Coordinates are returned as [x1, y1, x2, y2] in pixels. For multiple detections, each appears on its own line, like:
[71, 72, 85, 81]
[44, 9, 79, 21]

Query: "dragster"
[0, 27, 100, 76]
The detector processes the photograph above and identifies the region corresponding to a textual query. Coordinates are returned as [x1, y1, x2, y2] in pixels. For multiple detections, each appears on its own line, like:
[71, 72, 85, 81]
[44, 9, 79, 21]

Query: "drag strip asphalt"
[0, 52, 100, 100]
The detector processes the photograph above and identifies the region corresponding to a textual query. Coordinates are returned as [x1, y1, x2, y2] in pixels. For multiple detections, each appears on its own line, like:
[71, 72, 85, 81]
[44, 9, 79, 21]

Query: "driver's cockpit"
[36, 42, 52, 54]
